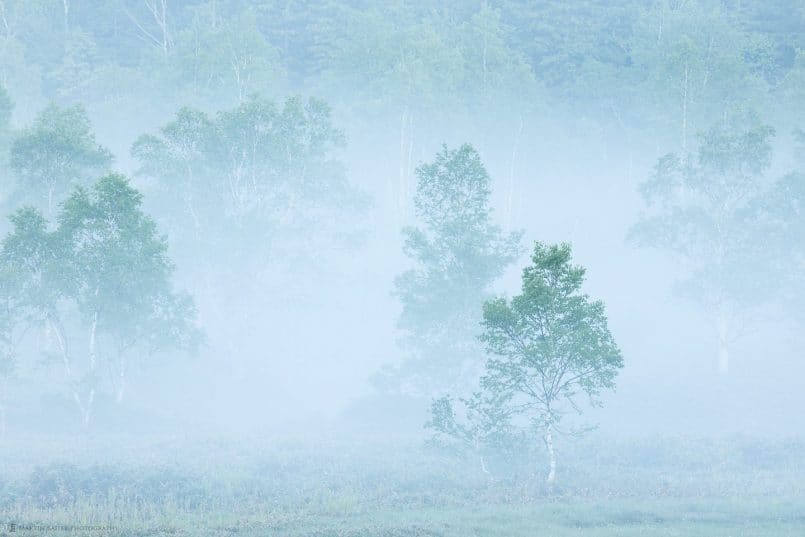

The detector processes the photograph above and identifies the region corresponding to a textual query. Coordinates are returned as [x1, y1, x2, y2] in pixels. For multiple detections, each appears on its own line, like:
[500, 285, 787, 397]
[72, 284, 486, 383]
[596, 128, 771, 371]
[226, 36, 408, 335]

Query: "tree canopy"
[430, 242, 623, 484]
[380, 144, 521, 397]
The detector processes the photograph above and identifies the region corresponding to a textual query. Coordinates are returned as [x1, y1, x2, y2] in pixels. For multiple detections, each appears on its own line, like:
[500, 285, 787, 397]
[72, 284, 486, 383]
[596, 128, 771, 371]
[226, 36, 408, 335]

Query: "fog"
[0, 1, 804, 535]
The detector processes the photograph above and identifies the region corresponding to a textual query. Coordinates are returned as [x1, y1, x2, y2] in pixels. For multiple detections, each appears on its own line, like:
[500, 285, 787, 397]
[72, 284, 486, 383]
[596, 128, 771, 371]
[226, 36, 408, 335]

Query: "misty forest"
[0, 1, 804, 535]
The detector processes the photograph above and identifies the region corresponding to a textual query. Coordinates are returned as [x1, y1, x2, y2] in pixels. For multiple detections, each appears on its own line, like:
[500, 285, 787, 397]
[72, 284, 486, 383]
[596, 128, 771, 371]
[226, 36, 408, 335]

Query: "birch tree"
[0, 207, 85, 424]
[56, 174, 200, 406]
[379, 144, 521, 398]
[121, 0, 171, 57]
[429, 242, 622, 485]
[630, 1, 769, 151]
[170, 3, 284, 104]
[629, 117, 776, 373]
[133, 96, 363, 381]
[132, 95, 355, 244]
[319, 2, 467, 218]
[8, 104, 112, 217]
[0, 175, 199, 427]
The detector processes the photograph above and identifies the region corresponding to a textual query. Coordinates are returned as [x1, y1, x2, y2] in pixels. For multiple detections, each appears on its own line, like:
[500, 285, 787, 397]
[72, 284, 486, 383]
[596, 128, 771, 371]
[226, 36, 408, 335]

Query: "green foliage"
[480, 242, 622, 418]
[318, 2, 541, 129]
[0, 174, 199, 423]
[630, 116, 783, 333]
[629, 1, 771, 147]
[0, 0, 801, 145]
[132, 95, 360, 250]
[0, 207, 62, 320]
[380, 144, 521, 397]
[56, 174, 201, 357]
[8, 104, 112, 216]
[317, 2, 465, 116]
[429, 242, 623, 480]
[167, 3, 286, 105]
[500, 0, 637, 98]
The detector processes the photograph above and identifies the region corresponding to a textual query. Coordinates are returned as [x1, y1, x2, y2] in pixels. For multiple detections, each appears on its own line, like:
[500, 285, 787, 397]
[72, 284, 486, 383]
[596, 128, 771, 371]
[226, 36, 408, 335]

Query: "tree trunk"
[48, 316, 96, 430]
[479, 455, 490, 477]
[89, 312, 97, 371]
[82, 312, 98, 427]
[545, 419, 557, 485]
[47, 184, 54, 220]
[62, 0, 69, 32]
[681, 60, 689, 152]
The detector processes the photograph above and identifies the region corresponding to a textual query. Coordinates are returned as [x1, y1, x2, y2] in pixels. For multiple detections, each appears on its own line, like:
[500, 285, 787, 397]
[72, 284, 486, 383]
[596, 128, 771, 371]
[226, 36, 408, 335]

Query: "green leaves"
[387, 144, 522, 397]
[168, 3, 286, 103]
[57, 175, 174, 337]
[133, 95, 358, 241]
[480, 241, 622, 412]
[8, 104, 112, 216]
[631, 117, 782, 312]
[429, 241, 622, 479]
[0, 174, 199, 416]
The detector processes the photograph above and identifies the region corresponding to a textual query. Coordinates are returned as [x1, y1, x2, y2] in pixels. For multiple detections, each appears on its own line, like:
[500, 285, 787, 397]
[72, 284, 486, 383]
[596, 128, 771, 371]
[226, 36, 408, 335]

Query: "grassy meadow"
[0, 433, 803, 536]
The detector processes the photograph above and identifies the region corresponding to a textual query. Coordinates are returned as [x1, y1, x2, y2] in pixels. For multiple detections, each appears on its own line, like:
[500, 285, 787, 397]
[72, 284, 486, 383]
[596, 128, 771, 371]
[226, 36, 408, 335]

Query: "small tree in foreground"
[429, 242, 623, 485]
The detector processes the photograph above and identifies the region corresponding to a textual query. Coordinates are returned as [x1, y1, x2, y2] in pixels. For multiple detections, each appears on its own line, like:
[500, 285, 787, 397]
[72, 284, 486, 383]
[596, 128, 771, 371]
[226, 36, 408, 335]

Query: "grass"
[0, 433, 803, 536]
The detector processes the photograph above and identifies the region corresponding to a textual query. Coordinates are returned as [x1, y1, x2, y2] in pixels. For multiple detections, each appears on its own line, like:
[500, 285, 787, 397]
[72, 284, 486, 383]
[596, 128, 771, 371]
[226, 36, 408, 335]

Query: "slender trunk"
[47, 184, 54, 220]
[475, 435, 492, 479]
[717, 312, 729, 374]
[89, 312, 97, 371]
[681, 60, 689, 152]
[479, 454, 491, 477]
[62, 0, 69, 33]
[80, 311, 98, 428]
[48, 316, 74, 380]
[545, 419, 556, 485]
[0, 2, 11, 41]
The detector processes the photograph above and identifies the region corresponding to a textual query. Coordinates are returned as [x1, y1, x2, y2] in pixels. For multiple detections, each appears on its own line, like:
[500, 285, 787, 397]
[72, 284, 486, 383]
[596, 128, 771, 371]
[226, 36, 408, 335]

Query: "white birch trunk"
[681, 61, 689, 152]
[545, 419, 557, 485]
[479, 455, 490, 477]
[82, 311, 98, 428]
[47, 316, 84, 417]
[47, 184, 55, 220]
